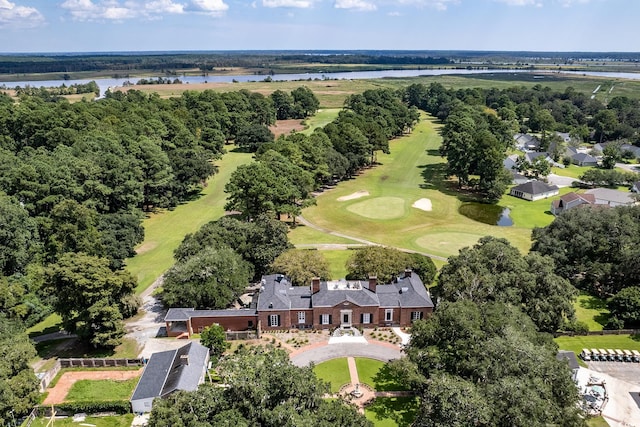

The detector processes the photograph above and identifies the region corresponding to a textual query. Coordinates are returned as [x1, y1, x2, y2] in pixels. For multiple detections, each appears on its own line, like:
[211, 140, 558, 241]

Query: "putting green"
[346, 197, 406, 220]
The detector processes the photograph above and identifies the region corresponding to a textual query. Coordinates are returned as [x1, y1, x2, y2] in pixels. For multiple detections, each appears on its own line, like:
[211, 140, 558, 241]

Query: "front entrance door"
[340, 310, 352, 327]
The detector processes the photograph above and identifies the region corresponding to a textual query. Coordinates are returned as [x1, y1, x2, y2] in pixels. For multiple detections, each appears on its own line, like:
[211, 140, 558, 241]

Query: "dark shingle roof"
[377, 273, 434, 308]
[131, 342, 209, 402]
[572, 153, 597, 163]
[312, 281, 380, 307]
[256, 274, 312, 311]
[512, 181, 559, 195]
[557, 351, 580, 370]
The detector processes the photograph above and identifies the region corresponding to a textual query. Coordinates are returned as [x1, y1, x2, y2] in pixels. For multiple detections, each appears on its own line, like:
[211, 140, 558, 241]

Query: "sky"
[0, 0, 638, 53]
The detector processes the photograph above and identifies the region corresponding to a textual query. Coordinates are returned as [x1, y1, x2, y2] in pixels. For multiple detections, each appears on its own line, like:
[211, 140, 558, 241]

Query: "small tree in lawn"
[200, 324, 229, 358]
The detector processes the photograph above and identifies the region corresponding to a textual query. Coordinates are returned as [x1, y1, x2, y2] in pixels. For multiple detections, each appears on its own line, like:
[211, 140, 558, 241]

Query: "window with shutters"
[321, 314, 330, 325]
[411, 311, 422, 321]
[362, 313, 371, 324]
[269, 314, 279, 327]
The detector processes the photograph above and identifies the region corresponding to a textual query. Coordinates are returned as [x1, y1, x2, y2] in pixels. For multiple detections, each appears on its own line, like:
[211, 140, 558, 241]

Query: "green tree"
[236, 123, 274, 152]
[162, 247, 252, 309]
[346, 246, 412, 284]
[602, 141, 623, 169]
[608, 287, 640, 328]
[291, 86, 320, 117]
[396, 301, 585, 427]
[0, 193, 39, 276]
[408, 253, 437, 285]
[45, 253, 136, 347]
[148, 346, 370, 427]
[271, 249, 330, 286]
[0, 315, 40, 425]
[438, 237, 576, 332]
[200, 324, 229, 358]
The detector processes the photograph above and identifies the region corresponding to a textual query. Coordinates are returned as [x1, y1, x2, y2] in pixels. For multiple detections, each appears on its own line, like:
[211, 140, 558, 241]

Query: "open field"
[575, 293, 610, 331]
[125, 147, 253, 293]
[301, 114, 556, 259]
[313, 358, 351, 393]
[301, 108, 341, 134]
[65, 378, 137, 402]
[321, 249, 353, 280]
[554, 334, 640, 356]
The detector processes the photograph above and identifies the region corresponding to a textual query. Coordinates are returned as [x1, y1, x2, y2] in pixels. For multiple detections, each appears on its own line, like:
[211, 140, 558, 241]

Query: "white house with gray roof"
[130, 342, 209, 413]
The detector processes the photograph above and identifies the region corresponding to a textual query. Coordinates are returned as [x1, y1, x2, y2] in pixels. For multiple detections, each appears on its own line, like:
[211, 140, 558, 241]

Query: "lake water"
[459, 203, 513, 227]
[3, 67, 639, 98]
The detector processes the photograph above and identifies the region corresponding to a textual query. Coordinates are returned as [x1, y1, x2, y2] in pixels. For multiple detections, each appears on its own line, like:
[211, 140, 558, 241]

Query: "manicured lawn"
[551, 165, 598, 179]
[125, 147, 254, 294]
[355, 358, 408, 392]
[321, 249, 354, 280]
[301, 114, 545, 258]
[574, 293, 610, 331]
[27, 313, 62, 337]
[301, 108, 341, 134]
[313, 358, 351, 393]
[365, 397, 419, 427]
[65, 378, 138, 402]
[554, 334, 640, 356]
[288, 224, 361, 246]
[28, 415, 134, 427]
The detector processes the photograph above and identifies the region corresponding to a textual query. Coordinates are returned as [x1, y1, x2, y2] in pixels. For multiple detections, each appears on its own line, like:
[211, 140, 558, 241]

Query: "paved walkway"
[291, 342, 402, 367]
[392, 327, 410, 346]
[42, 369, 142, 405]
[347, 357, 360, 384]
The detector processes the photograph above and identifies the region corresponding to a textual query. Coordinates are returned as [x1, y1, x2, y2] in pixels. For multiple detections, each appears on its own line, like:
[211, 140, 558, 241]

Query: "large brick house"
[165, 270, 434, 337]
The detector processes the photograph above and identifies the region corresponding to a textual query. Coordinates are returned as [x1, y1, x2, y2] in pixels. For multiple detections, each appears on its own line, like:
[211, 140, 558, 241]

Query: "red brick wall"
[312, 304, 378, 328]
[189, 316, 258, 333]
[259, 311, 292, 330]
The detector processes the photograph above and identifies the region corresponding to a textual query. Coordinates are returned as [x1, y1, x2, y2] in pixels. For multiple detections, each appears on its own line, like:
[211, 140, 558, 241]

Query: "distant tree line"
[10, 81, 100, 97]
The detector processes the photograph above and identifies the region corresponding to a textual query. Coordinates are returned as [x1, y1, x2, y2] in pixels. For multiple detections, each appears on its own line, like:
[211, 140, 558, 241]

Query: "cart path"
[295, 215, 448, 261]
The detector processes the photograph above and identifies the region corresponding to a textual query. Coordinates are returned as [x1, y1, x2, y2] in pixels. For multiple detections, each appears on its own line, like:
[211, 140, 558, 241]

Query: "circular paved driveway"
[291, 343, 402, 367]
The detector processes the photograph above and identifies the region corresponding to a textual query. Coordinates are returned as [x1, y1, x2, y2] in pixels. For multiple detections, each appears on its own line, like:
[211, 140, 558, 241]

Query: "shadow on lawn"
[366, 396, 418, 427]
[417, 162, 487, 204]
[372, 364, 410, 392]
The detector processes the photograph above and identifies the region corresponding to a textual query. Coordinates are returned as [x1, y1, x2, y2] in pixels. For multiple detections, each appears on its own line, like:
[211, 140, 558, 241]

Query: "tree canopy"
[346, 246, 435, 285]
[270, 249, 330, 286]
[437, 236, 576, 332]
[148, 346, 371, 427]
[392, 301, 584, 427]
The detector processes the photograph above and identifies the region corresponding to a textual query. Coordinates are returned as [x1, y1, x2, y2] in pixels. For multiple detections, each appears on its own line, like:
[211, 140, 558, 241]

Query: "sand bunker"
[412, 198, 433, 211]
[337, 191, 369, 201]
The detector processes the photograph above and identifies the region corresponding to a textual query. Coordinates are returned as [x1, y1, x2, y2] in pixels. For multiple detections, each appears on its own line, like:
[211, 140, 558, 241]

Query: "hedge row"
[45, 400, 131, 415]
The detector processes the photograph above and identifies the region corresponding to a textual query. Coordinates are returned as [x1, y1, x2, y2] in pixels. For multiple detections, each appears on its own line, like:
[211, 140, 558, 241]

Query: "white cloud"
[262, 0, 316, 8]
[392, 0, 459, 11]
[145, 0, 186, 13]
[335, 0, 377, 11]
[61, 0, 197, 21]
[0, 0, 44, 28]
[191, 0, 229, 14]
[495, 0, 542, 5]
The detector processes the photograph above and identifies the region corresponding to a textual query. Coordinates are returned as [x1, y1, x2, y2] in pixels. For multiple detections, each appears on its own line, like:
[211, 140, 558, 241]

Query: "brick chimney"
[180, 354, 189, 366]
[368, 275, 377, 293]
[311, 277, 321, 294]
[404, 269, 412, 279]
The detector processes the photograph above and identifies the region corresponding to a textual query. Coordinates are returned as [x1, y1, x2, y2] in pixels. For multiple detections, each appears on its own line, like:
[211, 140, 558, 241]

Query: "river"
[2, 68, 640, 97]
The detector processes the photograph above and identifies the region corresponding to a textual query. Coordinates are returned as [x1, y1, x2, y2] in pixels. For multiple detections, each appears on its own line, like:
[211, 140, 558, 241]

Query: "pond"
[459, 203, 513, 226]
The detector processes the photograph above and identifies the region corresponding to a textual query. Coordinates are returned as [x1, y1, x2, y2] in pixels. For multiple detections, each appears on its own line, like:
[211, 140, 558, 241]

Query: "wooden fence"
[58, 358, 143, 368]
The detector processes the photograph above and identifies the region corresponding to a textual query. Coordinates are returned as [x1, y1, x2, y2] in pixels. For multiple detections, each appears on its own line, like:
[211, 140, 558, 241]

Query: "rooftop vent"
[268, 302, 273, 308]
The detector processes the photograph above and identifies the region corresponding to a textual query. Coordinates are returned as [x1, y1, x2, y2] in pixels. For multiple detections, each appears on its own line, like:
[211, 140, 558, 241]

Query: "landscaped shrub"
[52, 400, 131, 415]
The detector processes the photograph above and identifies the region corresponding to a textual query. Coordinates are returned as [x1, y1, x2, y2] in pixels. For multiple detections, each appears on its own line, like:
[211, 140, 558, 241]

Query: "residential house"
[514, 133, 541, 151]
[584, 188, 637, 207]
[551, 192, 596, 216]
[130, 342, 210, 413]
[510, 181, 559, 201]
[503, 154, 519, 172]
[570, 152, 599, 167]
[632, 181, 640, 194]
[165, 271, 434, 337]
[524, 151, 553, 164]
[593, 142, 640, 159]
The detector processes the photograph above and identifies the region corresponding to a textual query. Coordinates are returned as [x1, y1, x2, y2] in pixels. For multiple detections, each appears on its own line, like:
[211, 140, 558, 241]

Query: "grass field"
[301, 114, 555, 259]
[301, 108, 341, 134]
[554, 334, 640, 356]
[551, 165, 598, 179]
[125, 147, 253, 293]
[354, 358, 408, 392]
[365, 397, 419, 427]
[313, 358, 351, 393]
[321, 249, 353, 279]
[574, 293, 610, 331]
[26, 313, 62, 337]
[28, 415, 134, 427]
[65, 378, 138, 402]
